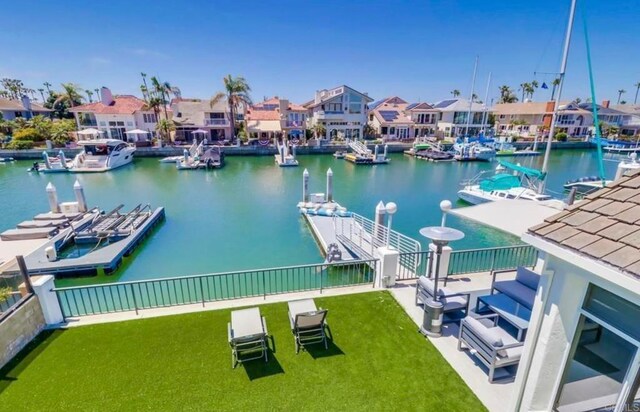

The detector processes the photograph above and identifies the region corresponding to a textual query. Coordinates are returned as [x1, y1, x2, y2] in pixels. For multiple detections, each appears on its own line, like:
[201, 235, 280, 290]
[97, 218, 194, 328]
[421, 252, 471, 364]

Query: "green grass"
[0, 291, 485, 411]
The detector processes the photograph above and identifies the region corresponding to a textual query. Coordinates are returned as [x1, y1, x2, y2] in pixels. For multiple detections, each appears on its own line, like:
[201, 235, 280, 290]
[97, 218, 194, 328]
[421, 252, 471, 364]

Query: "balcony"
[315, 111, 345, 120]
[204, 118, 229, 126]
[285, 120, 306, 128]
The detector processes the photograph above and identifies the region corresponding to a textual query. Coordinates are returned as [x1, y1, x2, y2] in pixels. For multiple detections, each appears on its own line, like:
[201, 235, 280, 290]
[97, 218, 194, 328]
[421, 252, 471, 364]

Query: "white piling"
[302, 168, 309, 202]
[292, 144, 296, 159]
[384, 144, 388, 159]
[326, 168, 333, 202]
[183, 149, 189, 163]
[374, 201, 386, 242]
[58, 150, 67, 169]
[46, 182, 60, 213]
[374, 145, 379, 159]
[280, 146, 285, 163]
[42, 151, 51, 169]
[73, 180, 88, 212]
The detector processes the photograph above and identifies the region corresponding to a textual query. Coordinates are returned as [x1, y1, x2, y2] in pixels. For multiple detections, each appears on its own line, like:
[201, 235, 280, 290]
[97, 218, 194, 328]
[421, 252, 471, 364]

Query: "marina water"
[0, 149, 616, 286]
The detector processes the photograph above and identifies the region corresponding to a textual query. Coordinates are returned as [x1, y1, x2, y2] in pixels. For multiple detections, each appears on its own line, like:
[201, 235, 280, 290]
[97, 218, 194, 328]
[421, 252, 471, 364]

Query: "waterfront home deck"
[0, 291, 485, 411]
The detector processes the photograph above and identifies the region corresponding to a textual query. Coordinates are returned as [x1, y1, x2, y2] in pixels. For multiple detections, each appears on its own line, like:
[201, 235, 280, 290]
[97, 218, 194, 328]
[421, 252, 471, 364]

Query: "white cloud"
[89, 57, 111, 66]
[125, 48, 168, 59]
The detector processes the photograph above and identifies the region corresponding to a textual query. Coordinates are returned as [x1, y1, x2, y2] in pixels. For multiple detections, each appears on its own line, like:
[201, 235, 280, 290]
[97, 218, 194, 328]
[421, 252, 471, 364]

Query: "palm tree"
[140, 73, 148, 100]
[471, 93, 478, 102]
[530, 81, 539, 100]
[550, 78, 561, 101]
[313, 123, 326, 140]
[617, 89, 626, 104]
[85, 89, 94, 103]
[451, 89, 461, 98]
[498, 85, 517, 103]
[150, 77, 170, 120]
[94, 88, 101, 101]
[210, 75, 252, 140]
[43, 82, 52, 96]
[156, 118, 175, 145]
[574, 97, 582, 104]
[37, 88, 46, 102]
[54, 83, 83, 108]
[519, 83, 532, 101]
[634, 82, 640, 105]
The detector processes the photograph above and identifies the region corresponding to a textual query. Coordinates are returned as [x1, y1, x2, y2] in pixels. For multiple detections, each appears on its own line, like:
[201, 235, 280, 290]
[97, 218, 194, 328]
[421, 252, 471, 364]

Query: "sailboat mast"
[481, 72, 492, 135]
[539, 0, 577, 192]
[465, 56, 479, 137]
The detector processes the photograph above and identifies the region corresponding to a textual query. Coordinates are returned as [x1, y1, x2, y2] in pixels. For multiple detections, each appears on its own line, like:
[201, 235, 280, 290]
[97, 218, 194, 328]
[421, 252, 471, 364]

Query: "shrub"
[555, 132, 568, 142]
[6, 140, 34, 149]
[13, 127, 42, 141]
[0, 286, 12, 303]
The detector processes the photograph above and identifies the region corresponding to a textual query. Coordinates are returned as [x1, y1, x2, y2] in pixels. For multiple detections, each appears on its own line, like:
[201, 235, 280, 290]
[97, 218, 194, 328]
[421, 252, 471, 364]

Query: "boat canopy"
[479, 174, 521, 191]
[499, 160, 546, 180]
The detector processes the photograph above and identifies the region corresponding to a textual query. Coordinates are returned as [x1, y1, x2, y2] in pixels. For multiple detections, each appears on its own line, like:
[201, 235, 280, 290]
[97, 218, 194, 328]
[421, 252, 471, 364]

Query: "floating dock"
[344, 141, 389, 165]
[275, 140, 299, 167]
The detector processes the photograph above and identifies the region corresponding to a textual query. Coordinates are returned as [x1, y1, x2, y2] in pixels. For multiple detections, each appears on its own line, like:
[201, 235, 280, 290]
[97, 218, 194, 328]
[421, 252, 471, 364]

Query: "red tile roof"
[246, 97, 306, 120]
[69, 95, 147, 115]
[246, 109, 281, 121]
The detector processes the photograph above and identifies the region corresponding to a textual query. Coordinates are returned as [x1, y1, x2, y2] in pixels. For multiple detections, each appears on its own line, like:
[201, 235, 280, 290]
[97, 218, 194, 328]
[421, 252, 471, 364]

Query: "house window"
[499, 114, 506, 119]
[14, 111, 22, 118]
[381, 126, 388, 134]
[369, 114, 373, 121]
[390, 127, 396, 134]
[555, 285, 640, 411]
[209, 112, 225, 119]
[453, 112, 468, 124]
[143, 113, 157, 123]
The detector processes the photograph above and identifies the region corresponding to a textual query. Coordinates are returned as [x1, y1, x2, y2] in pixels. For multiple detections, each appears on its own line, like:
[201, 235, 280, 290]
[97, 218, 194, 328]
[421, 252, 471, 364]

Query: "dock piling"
[46, 182, 60, 213]
[384, 144, 388, 159]
[303, 168, 309, 202]
[42, 151, 51, 169]
[74, 180, 88, 212]
[59, 150, 67, 168]
[374, 145, 379, 159]
[374, 201, 386, 242]
[326, 168, 333, 202]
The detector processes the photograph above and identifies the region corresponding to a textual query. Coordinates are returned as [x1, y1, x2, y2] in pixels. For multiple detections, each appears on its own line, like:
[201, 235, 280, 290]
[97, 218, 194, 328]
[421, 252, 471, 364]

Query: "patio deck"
[389, 271, 518, 412]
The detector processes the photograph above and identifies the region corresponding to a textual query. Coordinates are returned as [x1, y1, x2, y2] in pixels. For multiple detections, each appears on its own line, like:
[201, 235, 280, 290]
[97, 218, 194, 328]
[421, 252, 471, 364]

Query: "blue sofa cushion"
[493, 280, 536, 309]
[515, 267, 540, 290]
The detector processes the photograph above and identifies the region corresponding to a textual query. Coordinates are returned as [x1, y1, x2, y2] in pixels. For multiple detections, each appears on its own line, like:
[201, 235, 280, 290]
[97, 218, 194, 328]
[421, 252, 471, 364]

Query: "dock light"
[419, 223, 464, 337]
[439, 200, 452, 227]
[385, 202, 397, 247]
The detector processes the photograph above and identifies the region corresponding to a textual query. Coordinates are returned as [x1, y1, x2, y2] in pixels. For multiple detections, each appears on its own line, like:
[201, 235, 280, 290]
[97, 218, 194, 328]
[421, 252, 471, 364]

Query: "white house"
[510, 170, 640, 411]
[245, 97, 307, 142]
[69, 87, 162, 143]
[368, 97, 439, 140]
[170, 98, 232, 142]
[0, 96, 52, 120]
[611, 104, 640, 136]
[304, 85, 373, 140]
[433, 98, 491, 137]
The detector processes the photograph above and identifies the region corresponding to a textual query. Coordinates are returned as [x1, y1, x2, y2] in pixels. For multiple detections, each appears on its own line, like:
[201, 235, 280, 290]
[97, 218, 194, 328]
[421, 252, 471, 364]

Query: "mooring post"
[374, 144, 379, 159]
[73, 180, 88, 212]
[374, 201, 386, 243]
[42, 151, 51, 169]
[302, 168, 309, 202]
[384, 144, 388, 159]
[46, 182, 60, 213]
[326, 168, 333, 202]
[59, 150, 67, 168]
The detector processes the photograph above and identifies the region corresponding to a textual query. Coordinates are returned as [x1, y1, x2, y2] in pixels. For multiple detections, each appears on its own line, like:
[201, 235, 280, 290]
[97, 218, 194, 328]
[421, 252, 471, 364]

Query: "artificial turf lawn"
[0, 291, 486, 411]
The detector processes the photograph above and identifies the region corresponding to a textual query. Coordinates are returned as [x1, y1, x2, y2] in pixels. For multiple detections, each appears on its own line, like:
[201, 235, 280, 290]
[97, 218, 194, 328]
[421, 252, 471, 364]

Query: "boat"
[495, 142, 540, 157]
[275, 139, 299, 167]
[176, 143, 224, 170]
[564, 152, 640, 194]
[31, 140, 136, 173]
[458, 160, 566, 209]
[333, 151, 346, 159]
[344, 141, 389, 165]
[160, 140, 199, 163]
[453, 140, 495, 162]
[404, 137, 439, 156]
[0, 156, 14, 163]
[594, 137, 640, 154]
[414, 144, 454, 162]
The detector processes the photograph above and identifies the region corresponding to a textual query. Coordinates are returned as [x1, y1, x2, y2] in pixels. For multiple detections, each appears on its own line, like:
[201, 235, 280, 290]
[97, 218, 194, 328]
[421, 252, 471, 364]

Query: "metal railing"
[396, 244, 538, 281]
[204, 119, 229, 126]
[333, 213, 421, 260]
[53, 259, 378, 318]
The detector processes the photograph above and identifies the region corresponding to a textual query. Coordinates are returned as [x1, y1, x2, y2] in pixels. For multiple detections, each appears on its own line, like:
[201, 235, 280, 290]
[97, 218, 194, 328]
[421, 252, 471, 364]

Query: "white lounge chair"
[288, 299, 328, 353]
[228, 307, 269, 368]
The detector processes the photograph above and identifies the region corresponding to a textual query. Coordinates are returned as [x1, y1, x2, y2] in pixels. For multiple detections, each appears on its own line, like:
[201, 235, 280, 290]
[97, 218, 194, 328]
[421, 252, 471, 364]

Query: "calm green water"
[0, 149, 615, 285]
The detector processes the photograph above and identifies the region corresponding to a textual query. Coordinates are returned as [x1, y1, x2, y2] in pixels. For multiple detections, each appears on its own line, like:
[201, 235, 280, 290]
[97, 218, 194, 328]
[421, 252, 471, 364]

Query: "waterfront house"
[169, 98, 231, 142]
[510, 170, 640, 411]
[304, 85, 373, 141]
[368, 97, 438, 141]
[432, 98, 490, 138]
[245, 97, 307, 143]
[0, 96, 52, 120]
[611, 104, 640, 137]
[69, 87, 162, 143]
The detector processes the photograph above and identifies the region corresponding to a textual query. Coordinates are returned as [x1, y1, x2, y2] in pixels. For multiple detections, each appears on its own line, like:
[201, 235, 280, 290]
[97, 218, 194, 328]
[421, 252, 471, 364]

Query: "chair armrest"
[491, 268, 517, 292]
[500, 341, 525, 350]
[262, 316, 269, 336]
[227, 322, 232, 343]
[468, 313, 500, 326]
[442, 292, 470, 300]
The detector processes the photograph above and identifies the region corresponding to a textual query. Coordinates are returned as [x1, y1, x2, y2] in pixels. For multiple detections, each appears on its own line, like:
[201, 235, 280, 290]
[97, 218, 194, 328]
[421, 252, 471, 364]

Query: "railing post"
[129, 283, 139, 315]
[490, 248, 497, 272]
[263, 271, 266, 300]
[199, 276, 205, 307]
[320, 264, 324, 294]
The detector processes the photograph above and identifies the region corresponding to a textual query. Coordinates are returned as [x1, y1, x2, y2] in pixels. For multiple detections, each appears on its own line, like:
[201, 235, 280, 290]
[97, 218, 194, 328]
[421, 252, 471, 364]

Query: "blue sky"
[1, 0, 639, 105]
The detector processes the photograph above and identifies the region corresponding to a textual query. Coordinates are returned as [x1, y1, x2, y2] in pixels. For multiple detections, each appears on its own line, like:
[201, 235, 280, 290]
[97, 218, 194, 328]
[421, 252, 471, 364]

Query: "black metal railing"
[54, 259, 378, 318]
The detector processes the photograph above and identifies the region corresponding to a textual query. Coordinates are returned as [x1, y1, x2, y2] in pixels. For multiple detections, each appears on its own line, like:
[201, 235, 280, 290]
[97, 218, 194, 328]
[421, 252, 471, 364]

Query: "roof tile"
[620, 231, 640, 249]
[625, 261, 640, 277]
[626, 194, 640, 204]
[601, 246, 640, 269]
[580, 238, 624, 259]
[544, 210, 571, 223]
[585, 187, 612, 200]
[532, 222, 565, 236]
[598, 222, 638, 241]
[596, 201, 635, 216]
[579, 198, 613, 212]
[576, 216, 617, 234]
[604, 188, 639, 202]
[561, 232, 600, 250]
[614, 205, 640, 224]
[545, 226, 581, 242]
[560, 211, 598, 226]
[621, 176, 640, 189]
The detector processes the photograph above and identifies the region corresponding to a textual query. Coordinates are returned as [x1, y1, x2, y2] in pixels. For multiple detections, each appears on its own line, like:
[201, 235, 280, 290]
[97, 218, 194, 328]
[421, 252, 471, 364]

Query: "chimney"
[279, 98, 288, 114]
[100, 87, 114, 106]
[602, 100, 610, 108]
[21, 95, 32, 112]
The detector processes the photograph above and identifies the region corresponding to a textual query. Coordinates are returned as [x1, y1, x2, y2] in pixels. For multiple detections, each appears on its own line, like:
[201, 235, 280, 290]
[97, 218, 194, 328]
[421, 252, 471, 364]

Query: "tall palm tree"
[150, 76, 170, 120]
[530, 80, 539, 100]
[498, 85, 517, 103]
[519, 83, 532, 101]
[94, 88, 101, 101]
[550, 78, 561, 101]
[634, 82, 640, 105]
[85, 89, 94, 103]
[210, 75, 252, 140]
[450, 89, 461, 98]
[617, 89, 626, 104]
[471, 93, 478, 102]
[43, 81, 52, 96]
[140, 72, 148, 100]
[37, 88, 46, 102]
[54, 83, 83, 108]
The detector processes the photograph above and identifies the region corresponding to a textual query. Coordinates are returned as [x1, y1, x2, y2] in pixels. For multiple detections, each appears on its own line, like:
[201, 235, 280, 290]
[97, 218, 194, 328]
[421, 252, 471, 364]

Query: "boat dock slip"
[304, 214, 358, 260]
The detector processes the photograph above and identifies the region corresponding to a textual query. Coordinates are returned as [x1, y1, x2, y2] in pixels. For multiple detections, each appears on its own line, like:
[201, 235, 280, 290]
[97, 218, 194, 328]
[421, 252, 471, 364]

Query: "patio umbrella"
[192, 129, 208, 134]
[124, 129, 150, 135]
[77, 128, 102, 136]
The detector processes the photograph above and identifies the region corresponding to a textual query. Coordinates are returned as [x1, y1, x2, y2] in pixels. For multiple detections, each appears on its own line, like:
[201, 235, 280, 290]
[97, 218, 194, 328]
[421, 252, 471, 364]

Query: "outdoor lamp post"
[418, 202, 464, 337]
[385, 202, 397, 247]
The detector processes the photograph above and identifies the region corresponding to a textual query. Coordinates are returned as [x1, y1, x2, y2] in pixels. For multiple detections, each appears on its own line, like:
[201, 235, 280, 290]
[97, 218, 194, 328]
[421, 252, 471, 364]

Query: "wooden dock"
[304, 214, 357, 261]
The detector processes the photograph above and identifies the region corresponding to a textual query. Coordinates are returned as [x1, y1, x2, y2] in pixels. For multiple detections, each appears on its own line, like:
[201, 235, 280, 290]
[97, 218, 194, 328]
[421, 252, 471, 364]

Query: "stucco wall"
[0, 296, 46, 369]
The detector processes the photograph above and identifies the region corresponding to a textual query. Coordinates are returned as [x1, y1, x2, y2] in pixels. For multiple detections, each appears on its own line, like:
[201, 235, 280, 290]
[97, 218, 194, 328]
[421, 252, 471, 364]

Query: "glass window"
[349, 103, 361, 114]
[583, 286, 640, 342]
[349, 93, 362, 103]
[453, 112, 468, 124]
[381, 127, 388, 134]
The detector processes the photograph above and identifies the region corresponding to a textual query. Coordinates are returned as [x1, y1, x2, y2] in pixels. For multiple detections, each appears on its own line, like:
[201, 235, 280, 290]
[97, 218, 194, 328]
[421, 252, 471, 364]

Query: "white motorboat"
[29, 150, 74, 173]
[70, 139, 135, 172]
[0, 156, 14, 163]
[453, 141, 495, 162]
[275, 139, 299, 167]
[458, 161, 566, 209]
[175, 143, 224, 170]
[160, 141, 199, 163]
[564, 152, 640, 194]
